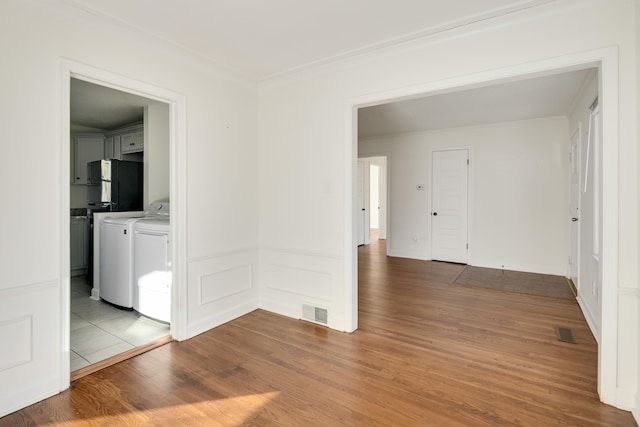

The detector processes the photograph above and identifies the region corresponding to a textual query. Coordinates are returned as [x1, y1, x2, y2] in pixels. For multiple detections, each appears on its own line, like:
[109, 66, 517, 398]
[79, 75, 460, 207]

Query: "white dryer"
[100, 216, 139, 308]
[133, 202, 171, 323]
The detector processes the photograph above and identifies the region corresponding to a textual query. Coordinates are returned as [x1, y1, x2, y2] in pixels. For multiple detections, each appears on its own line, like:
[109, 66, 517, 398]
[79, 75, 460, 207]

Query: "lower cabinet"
[70, 217, 88, 276]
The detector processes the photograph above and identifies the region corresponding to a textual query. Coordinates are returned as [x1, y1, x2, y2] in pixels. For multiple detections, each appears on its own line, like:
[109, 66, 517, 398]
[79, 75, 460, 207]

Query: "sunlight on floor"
[42, 391, 281, 426]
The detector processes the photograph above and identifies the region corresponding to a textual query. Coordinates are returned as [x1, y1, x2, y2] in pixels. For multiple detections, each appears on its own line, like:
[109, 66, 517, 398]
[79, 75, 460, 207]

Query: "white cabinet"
[104, 135, 122, 160]
[106, 125, 144, 158]
[120, 130, 144, 154]
[70, 216, 88, 276]
[72, 134, 104, 184]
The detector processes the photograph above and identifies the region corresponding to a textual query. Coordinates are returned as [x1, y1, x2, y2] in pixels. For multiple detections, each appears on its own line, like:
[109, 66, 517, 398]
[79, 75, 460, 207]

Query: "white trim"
[345, 46, 619, 406]
[356, 152, 391, 254]
[577, 294, 600, 343]
[59, 59, 188, 393]
[259, 245, 343, 260]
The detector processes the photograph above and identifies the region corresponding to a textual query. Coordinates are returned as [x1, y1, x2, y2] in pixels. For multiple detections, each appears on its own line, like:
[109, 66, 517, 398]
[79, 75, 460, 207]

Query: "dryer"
[133, 202, 171, 323]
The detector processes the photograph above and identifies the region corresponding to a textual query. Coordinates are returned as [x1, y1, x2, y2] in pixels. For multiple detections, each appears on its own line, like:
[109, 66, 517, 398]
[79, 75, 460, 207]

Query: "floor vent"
[302, 304, 328, 326]
[555, 326, 577, 344]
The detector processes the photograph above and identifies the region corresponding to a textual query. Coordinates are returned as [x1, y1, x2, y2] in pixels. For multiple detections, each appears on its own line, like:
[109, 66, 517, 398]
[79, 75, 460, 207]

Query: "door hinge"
[466, 159, 469, 166]
[466, 243, 468, 249]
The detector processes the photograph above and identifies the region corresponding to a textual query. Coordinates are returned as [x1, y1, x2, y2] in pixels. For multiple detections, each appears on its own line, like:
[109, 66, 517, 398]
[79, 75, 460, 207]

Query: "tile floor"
[70, 276, 170, 371]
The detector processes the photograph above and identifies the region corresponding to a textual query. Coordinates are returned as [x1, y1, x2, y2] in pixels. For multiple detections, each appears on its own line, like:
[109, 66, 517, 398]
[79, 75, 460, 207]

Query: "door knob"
[433, 212, 438, 216]
[571, 217, 578, 222]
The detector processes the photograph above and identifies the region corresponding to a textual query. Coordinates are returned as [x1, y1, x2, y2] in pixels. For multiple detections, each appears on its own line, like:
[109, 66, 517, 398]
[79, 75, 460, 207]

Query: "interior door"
[569, 126, 581, 287]
[431, 149, 469, 263]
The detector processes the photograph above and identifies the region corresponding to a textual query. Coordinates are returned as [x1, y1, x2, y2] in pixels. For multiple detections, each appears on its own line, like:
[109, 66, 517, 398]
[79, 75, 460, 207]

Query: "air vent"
[302, 304, 328, 326]
[555, 326, 577, 344]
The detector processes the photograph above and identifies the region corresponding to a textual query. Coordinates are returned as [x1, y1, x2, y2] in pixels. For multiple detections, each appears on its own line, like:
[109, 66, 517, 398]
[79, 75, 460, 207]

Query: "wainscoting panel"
[186, 248, 259, 338]
[260, 246, 345, 331]
[0, 280, 60, 418]
[199, 264, 253, 305]
[616, 287, 640, 411]
[0, 315, 32, 371]
[266, 264, 332, 300]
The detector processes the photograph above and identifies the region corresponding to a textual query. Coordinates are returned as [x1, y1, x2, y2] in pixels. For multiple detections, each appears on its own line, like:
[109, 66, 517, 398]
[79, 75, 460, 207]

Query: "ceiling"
[64, 0, 556, 80]
[66, 0, 589, 135]
[358, 69, 592, 138]
[70, 78, 162, 130]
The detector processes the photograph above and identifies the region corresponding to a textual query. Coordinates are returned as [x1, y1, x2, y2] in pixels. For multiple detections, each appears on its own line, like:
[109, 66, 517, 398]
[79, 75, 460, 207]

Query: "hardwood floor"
[2, 238, 635, 426]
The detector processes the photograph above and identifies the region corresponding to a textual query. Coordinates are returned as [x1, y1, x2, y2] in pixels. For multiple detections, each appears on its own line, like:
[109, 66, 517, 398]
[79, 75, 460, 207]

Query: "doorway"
[69, 79, 171, 373]
[357, 156, 388, 249]
[61, 59, 188, 389]
[350, 53, 618, 404]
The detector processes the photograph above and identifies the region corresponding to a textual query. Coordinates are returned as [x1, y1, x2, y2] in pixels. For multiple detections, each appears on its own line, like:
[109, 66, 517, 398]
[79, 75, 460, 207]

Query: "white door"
[569, 126, 581, 287]
[431, 149, 469, 263]
[357, 160, 366, 245]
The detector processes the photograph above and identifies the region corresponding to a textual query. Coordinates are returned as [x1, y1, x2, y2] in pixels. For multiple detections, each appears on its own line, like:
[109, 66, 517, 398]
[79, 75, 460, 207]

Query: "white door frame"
[358, 154, 391, 253]
[60, 59, 188, 391]
[345, 47, 619, 405]
[569, 124, 582, 287]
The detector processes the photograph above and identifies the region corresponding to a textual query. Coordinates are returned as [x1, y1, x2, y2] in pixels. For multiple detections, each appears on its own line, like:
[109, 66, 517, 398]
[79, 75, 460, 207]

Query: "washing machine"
[99, 216, 140, 308]
[133, 202, 171, 323]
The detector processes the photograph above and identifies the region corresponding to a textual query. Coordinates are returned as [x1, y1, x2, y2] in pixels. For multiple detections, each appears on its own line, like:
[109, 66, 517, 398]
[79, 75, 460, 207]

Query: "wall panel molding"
[260, 246, 345, 331]
[186, 249, 259, 339]
[0, 280, 60, 418]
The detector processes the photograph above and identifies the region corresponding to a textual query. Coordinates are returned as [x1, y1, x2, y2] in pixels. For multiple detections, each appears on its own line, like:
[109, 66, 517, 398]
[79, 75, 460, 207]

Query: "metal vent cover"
[302, 304, 328, 325]
[555, 326, 577, 344]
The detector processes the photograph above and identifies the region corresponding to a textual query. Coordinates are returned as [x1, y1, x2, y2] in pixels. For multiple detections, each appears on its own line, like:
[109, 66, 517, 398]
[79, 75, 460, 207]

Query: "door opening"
[69, 79, 172, 376]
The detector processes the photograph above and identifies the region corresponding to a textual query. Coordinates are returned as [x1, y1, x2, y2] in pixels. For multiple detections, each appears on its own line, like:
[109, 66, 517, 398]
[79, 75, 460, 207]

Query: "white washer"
[100, 216, 139, 308]
[133, 202, 171, 323]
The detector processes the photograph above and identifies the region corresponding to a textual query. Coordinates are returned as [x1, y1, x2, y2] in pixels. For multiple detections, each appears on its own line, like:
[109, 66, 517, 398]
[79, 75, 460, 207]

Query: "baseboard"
[633, 394, 639, 425]
[0, 375, 59, 418]
[186, 300, 258, 339]
[386, 250, 428, 260]
[576, 295, 600, 343]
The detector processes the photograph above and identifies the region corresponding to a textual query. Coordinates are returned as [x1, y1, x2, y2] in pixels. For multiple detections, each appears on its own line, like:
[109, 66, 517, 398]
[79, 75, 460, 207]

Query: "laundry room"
[69, 78, 171, 373]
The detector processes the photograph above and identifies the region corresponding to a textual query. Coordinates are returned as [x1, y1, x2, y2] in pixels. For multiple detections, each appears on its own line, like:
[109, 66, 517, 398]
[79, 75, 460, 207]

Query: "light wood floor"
[1, 239, 636, 426]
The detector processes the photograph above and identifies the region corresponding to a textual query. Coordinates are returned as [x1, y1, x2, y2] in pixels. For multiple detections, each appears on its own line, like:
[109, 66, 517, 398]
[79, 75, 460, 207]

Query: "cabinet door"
[104, 136, 122, 160]
[70, 218, 88, 274]
[121, 132, 144, 154]
[74, 136, 104, 184]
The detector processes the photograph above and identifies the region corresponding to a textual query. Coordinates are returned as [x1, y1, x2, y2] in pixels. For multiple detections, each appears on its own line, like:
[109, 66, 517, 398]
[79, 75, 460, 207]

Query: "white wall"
[144, 103, 170, 206]
[0, 0, 259, 416]
[635, 0, 640, 422]
[1, 0, 638, 419]
[258, 0, 637, 412]
[359, 117, 569, 275]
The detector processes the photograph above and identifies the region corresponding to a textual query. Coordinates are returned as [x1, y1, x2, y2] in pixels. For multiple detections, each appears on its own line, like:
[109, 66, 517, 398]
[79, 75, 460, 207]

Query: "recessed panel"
[200, 264, 253, 305]
[0, 316, 32, 371]
[267, 264, 332, 301]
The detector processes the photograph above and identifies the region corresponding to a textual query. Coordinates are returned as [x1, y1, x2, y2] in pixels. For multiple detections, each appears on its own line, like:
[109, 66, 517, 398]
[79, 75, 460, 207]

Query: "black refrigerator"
[87, 159, 143, 211]
[86, 159, 143, 284]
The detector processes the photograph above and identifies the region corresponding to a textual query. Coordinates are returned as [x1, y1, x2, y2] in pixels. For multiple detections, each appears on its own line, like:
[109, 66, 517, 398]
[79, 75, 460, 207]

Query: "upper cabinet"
[71, 124, 143, 185]
[105, 124, 144, 159]
[71, 134, 104, 184]
[121, 130, 144, 154]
